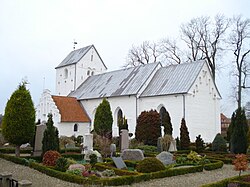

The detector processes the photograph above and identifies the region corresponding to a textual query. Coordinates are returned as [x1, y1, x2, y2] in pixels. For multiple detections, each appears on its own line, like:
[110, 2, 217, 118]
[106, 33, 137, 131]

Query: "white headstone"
[84, 133, 93, 154]
[120, 129, 129, 151]
[168, 140, 177, 152]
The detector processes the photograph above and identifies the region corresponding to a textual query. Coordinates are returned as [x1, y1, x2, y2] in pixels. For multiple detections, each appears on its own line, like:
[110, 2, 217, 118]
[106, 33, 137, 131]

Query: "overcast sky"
[0, 0, 249, 117]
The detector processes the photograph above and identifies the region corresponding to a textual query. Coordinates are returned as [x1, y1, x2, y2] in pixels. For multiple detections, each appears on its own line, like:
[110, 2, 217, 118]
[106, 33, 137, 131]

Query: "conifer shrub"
[136, 157, 165, 173]
[212, 133, 227, 152]
[94, 98, 113, 139]
[180, 118, 190, 150]
[55, 157, 69, 172]
[230, 107, 248, 154]
[42, 113, 60, 155]
[195, 134, 204, 152]
[42, 150, 61, 166]
[135, 110, 161, 146]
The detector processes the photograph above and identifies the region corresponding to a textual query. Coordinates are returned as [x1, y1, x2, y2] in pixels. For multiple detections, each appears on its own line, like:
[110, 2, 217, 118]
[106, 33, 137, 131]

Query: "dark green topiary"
[42, 114, 60, 155]
[212, 133, 227, 152]
[94, 98, 113, 139]
[195, 134, 204, 152]
[136, 157, 165, 173]
[230, 107, 248, 154]
[55, 157, 69, 172]
[162, 112, 173, 135]
[2, 82, 35, 157]
[135, 110, 161, 146]
[89, 154, 98, 166]
[180, 118, 190, 150]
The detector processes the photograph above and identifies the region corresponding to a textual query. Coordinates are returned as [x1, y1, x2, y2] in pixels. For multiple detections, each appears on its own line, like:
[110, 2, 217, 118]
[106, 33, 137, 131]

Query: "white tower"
[55, 45, 107, 96]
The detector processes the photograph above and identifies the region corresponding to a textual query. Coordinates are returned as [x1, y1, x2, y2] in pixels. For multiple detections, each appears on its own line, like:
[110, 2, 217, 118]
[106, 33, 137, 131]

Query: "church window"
[87, 70, 90, 76]
[74, 124, 78, 132]
[81, 76, 83, 80]
[91, 54, 93, 61]
[58, 82, 60, 84]
[91, 71, 94, 76]
[117, 109, 123, 127]
[64, 68, 68, 79]
[159, 106, 171, 130]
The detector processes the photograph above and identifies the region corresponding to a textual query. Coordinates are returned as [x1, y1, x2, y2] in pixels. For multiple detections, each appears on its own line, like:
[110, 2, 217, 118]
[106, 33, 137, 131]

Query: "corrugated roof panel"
[56, 45, 92, 68]
[140, 60, 205, 97]
[70, 63, 159, 99]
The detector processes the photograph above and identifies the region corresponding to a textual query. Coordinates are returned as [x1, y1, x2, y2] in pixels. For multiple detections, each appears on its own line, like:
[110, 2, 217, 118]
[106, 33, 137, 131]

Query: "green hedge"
[203, 160, 224, 170]
[0, 147, 32, 154]
[201, 175, 250, 187]
[0, 153, 222, 186]
[60, 148, 81, 154]
[61, 153, 83, 160]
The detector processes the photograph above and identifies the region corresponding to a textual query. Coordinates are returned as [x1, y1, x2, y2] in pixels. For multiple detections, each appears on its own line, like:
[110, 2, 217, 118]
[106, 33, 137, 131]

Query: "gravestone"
[33, 123, 46, 156]
[120, 129, 129, 151]
[112, 157, 127, 169]
[110, 144, 116, 157]
[84, 133, 93, 154]
[121, 149, 144, 161]
[157, 137, 162, 152]
[156, 151, 175, 166]
[168, 140, 177, 152]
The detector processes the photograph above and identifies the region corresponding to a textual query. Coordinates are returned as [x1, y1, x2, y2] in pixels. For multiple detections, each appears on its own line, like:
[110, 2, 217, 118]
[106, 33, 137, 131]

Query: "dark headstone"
[112, 157, 127, 169]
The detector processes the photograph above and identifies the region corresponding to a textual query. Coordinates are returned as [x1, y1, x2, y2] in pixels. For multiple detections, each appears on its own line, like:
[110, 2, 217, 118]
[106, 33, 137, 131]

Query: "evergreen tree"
[162, 112, 173, 135]
[195, 134, 204, 152]
[135, 110, 161, 146]
[180, 118, 190, 150]
[42, 113, 60, 155]
[231, 107, 248, 154]
[212, 133, 227, 152]
[2, 82, 35, 157]
[227, 112, 236, 142]
[94, 98, 113, 139]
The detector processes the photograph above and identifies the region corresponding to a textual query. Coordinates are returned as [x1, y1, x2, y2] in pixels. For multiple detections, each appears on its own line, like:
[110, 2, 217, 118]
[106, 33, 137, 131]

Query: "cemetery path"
[1, 158, 250, 187]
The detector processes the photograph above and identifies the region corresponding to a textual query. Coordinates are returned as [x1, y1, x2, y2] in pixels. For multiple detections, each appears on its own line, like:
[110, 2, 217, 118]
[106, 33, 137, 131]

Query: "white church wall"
[185, 64, 221, 142]
[55, 64, 76, 96]
[80, 96, 137, 137]
[36, 89, 61, 126]
[138, 95, 183, 139]
[58, 122, 90, 137]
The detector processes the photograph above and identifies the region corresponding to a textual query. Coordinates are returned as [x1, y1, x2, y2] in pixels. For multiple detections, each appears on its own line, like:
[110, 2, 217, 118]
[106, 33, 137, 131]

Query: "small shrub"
[136, 157, 165, 173]
[66, 169, 82, 176]
[102, 169, 116, 177]
[55, 157, 69, 172]
[160, 135, 173, 151]
[135, 145, 157, 153]
[42, 150, 61, 166]
[195, 135, 204, 152]
[89, 153, 98, 166]
[233, 154, 248, 177]
[212, 133, 227, 152]
[129, 138, 144, 149]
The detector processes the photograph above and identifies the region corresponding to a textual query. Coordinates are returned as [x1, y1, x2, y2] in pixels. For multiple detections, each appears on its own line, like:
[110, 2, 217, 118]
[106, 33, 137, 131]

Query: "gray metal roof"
[69, 63, 160, 99]
[140, 60, 205, 97]
[55, 45, 92, 69]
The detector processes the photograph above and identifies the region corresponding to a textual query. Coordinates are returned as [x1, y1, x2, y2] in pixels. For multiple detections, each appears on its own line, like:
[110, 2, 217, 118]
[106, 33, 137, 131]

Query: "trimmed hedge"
[60, 148, 81, 154]
[0, 147, 32, 154]
[203, 160, 224, 170]
[0, 153, 223, 186]
[61, 153, 83, 160]
[201, 174, 250, 187]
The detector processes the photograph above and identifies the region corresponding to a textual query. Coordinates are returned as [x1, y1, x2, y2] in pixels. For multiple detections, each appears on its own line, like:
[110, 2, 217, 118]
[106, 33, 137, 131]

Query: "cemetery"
[1, 84, 250, 186]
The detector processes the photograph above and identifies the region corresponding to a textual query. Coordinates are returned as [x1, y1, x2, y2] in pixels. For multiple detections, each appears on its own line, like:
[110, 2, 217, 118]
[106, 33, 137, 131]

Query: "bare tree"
[125, 41, 161, 67]
[160, 38, 183, 64]
[181, 15, 230, 81]
[229, 15, 250, 108]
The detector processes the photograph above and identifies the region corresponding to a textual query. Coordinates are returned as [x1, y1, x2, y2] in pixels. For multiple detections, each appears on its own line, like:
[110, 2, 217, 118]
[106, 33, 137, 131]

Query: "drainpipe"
[182, 94, 186, 119]
[135, 95, 138, 119]
[74, 64, 77, 91]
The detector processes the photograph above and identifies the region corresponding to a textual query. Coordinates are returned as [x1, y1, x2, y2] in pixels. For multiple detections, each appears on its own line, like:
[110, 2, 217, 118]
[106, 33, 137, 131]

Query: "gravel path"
[1, 158, 250, 187]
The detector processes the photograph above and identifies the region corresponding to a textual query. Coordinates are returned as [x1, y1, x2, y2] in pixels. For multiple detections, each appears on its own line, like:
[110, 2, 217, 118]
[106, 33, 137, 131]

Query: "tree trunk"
[15, 145, 20, 157]
[238, 71, 242, 108]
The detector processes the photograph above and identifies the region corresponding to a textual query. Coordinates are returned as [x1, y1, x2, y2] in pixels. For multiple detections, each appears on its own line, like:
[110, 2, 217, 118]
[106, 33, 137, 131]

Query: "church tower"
[55, 45, 107, 96]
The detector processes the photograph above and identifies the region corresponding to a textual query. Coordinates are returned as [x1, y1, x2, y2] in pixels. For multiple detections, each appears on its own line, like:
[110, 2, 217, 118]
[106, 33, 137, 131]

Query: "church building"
[36, 45, 221, 142]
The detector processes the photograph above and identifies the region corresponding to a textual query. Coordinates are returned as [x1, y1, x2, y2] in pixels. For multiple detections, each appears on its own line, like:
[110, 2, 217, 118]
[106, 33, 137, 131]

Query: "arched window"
[64, 68, 68, 79]
[160, 107, 167, 126]
[91, 71, 94, 76]
[117, 109, 123, 126]
[73, 123, 78, 132]
[87, 70, 90, 76]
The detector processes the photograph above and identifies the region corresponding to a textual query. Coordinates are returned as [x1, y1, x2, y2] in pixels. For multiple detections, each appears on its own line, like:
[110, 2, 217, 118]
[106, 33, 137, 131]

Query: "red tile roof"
[52, 95, 90, 122]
